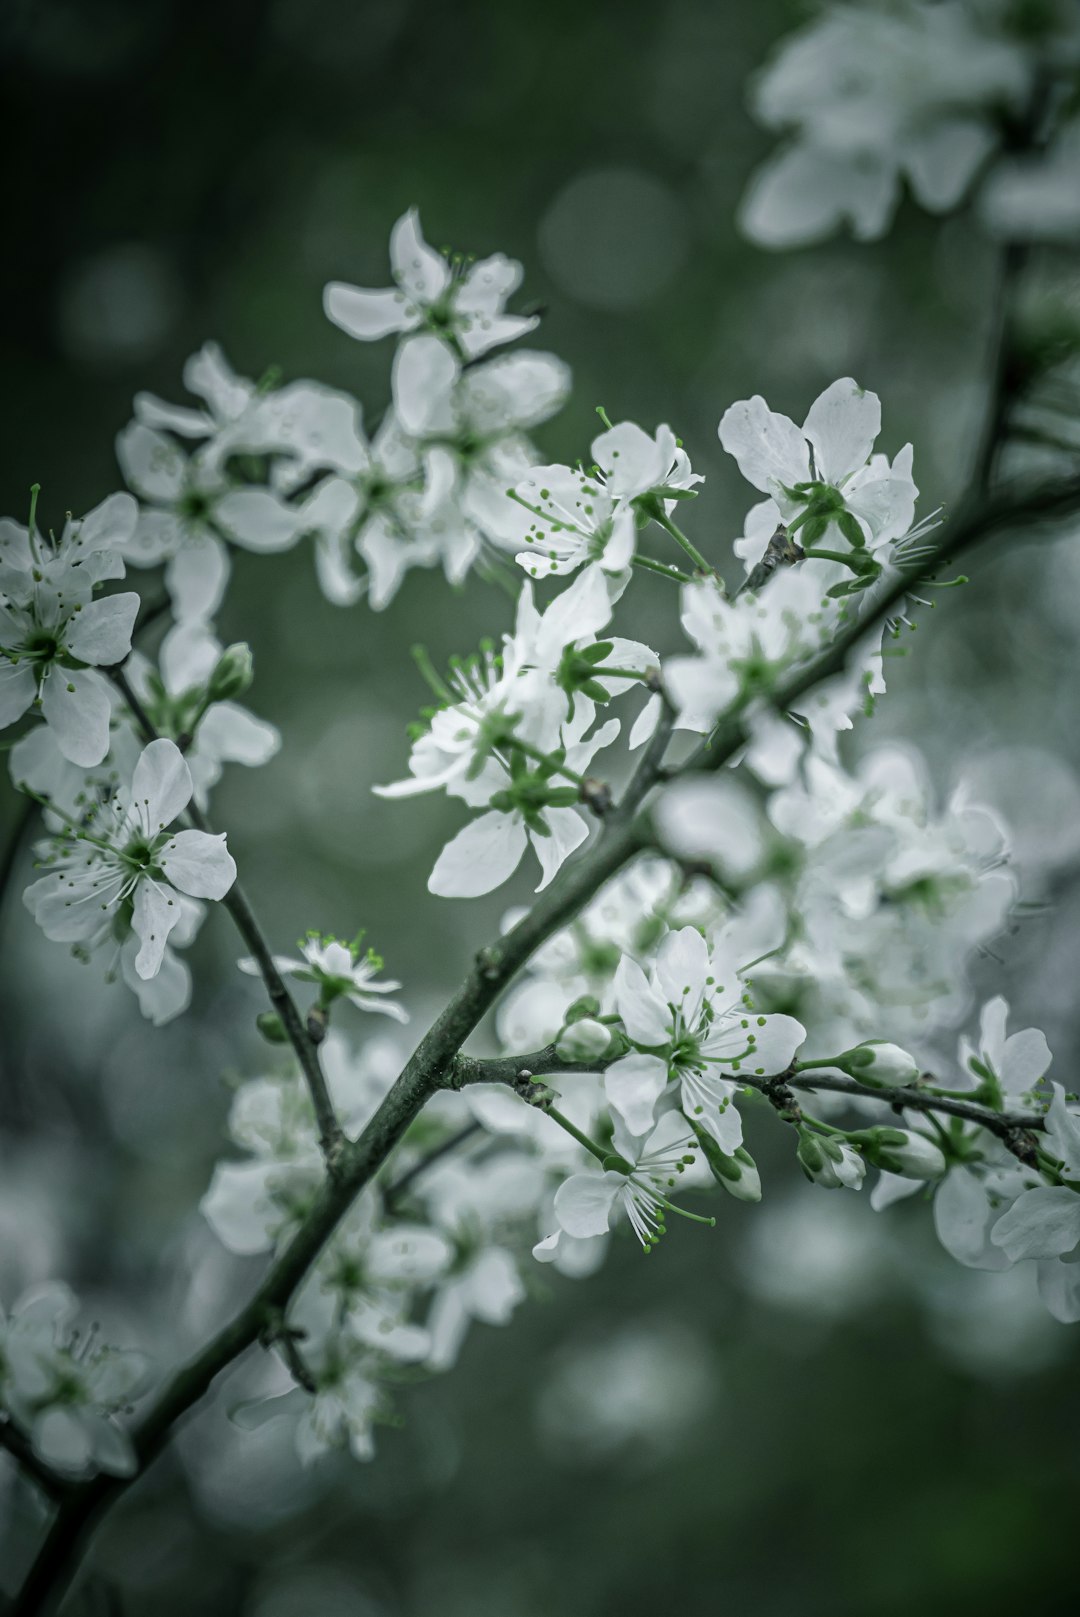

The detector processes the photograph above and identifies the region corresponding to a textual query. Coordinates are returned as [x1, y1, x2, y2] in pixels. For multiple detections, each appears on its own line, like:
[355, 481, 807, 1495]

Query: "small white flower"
[604, 925, 805, 1147]
[24, 738, 235, 979]
[239, 932, 407, 1023]
[718, 378, 918, 559]
[1, 1282, 150, 1478]
[324, 207, 539, 359]
[551, 1111, 709, 1251]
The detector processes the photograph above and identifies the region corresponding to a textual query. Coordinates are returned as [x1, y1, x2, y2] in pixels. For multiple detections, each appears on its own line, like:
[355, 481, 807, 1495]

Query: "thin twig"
[107, 665, 343, 1162]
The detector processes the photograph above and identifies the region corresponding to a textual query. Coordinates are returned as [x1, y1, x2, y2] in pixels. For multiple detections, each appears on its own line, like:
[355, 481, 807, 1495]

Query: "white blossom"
[604, 924, 805, 1146]
[0, 1283, 150, 1478]
[24, 738, 235, 980]
[325, 207, 539, 359]
[239, 932, 407, 1022]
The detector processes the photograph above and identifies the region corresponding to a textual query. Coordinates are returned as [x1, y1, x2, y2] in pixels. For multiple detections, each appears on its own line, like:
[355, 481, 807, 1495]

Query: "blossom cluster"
[741, 0, 1080, 248]
[3, 113, 1079, 1504]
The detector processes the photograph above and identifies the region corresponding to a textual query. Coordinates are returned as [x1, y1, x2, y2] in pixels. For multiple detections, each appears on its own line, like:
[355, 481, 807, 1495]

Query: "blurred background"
[2, 0, 1080, 1612]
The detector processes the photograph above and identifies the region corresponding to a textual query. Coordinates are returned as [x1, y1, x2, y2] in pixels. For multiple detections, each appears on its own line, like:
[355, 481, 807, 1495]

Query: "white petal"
[214, 489, 299, 553]
[802, 379, 880, 485]
[165, 535, 230, 621]
[612, 953, 671, 1047]
[131, 738, 193, 830]
[554, 1171, 623, 1238]
[428, 811, 528, 898]
[991, 1186, 1080, 1262]
[324, 282, 417, 341]
[392, 334, 459, 437]
[390, 208, 451, 303]
[530, 806, 589, 891]
[64, 592, 139, 666]
[116, 422, 187, 503]
[718, 394, 809, 496]
[40, 667, 112, 766]
[933, 1169, 1011, 1271]
[159, 829, 236, 899]
[653, 926, 710, 1019]
[604, 1052, 669, 1136]
[132, 880, 184, 978]
[999, 1028, 1052, 1096]
[739, 145, 898, 248]
[0, 659, 37, 728]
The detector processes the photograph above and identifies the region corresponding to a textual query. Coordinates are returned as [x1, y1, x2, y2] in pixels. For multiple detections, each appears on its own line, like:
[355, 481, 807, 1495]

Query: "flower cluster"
[741, 0, 1080, 247]
[4, 104, 1080, 1527]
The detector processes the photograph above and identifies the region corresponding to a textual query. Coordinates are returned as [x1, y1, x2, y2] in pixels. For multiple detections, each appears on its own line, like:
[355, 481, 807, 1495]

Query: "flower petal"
[604, 1052, 669, 1136]
[131, 738, 193, 830]
[428, 811, 528, 898]
[159, 829, 236, 899]
[64, 592, 139, 666]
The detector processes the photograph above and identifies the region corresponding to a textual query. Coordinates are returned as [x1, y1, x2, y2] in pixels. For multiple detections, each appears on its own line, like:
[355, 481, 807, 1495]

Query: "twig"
[107, 666, 343, 1163]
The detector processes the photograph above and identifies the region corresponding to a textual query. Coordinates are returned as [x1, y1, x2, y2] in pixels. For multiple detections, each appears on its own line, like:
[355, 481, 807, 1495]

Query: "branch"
[448, 1046, 1048, 1159]
[12, 691, 678, 1616]
[696, 472, 1080, 774]
[107, 665, 343, 1163]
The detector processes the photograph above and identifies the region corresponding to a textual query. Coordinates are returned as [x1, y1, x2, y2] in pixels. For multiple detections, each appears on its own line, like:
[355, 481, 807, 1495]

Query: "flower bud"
[692, 1124, 762, 1203]
[208, 642, 254, 703]
[848, 1127, 946, 1180]
[555, 1018, 612, 1062]
[835, 1041, 919, 1088]
[256, 1010, 289, 1045]
[796, 1128, 865, 1190]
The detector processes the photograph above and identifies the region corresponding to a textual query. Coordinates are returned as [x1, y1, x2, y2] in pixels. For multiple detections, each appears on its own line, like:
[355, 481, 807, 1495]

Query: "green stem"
[509, 736, 588, 788]
[653, 512, 712, 574]
[544, 1104, 613, 1166]
[631, 553, 691, 584]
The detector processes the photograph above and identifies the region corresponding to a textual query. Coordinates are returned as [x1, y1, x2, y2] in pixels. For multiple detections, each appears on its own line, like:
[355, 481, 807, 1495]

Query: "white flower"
[0, 537, 140, 764]
[324, 207, 539, 359]
[718, 378, 918, 558]
[201, 1034, 401, 1255]
[116, 407, 302, 620]
[739, 2, 1029, 247]
[124, 621, 279, 808]
[426, 704, 619, 899]
[508, 462, 636, 578]
[1, 1282, 150, 1478]
[603, 925, 805, 1146]
[239, 932, 407, 1023]
[991, 1087, 1080, 1265]
[24, 738, 235, 979]
[418, 1156, 542, 1369]
[664, 565, 839, 734]
[956, 995, 1052, 1102]
[550, 1111, 708, 1251]
[507, 419, 701, 581]
[0, 491, 134, 596]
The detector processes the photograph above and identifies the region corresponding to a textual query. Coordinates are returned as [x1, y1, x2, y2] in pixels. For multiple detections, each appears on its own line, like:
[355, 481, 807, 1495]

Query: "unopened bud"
[692, 1123, 762, 1203]
[256, 1010, 289, 1044]
[797, 1128, 865, 1190]
[563, 994, 601, 1025]
[555, 1018, 611, 1062]
[835, 1042, 919, 1088]
[849, 1126, 946, 1180]
[208, 642, 254, 703]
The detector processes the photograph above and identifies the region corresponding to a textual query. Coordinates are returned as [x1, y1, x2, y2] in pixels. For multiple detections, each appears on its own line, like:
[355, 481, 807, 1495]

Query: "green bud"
[208, 642, 254, 703]
[848, 1127, 947, 1180]
[555, 1018, 612, 1062]
[691, 1122, 762, 1203]
[256, 1010, 289, 1044]
[563, 995, 602, 1024]
[835, 1042, 920, 1087]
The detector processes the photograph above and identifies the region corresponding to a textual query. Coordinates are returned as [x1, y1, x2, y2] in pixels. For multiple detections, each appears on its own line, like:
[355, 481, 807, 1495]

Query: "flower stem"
[653, 512, 712, 574]
[632, 553, 691, 584]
